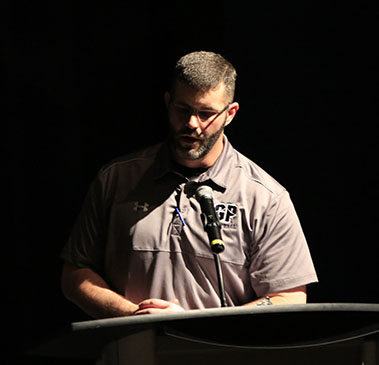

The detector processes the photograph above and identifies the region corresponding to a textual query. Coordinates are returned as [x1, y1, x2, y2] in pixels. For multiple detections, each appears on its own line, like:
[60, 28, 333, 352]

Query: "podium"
[32, 303, 379, 364]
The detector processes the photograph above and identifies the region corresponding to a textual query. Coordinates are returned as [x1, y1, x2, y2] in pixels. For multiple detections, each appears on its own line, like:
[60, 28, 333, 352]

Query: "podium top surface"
[72, 303, 379, 332]
[33, 303, 379, 358]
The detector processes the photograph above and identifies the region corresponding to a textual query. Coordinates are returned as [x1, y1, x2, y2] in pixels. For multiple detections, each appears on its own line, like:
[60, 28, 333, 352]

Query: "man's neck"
[172, 161, 208, 179]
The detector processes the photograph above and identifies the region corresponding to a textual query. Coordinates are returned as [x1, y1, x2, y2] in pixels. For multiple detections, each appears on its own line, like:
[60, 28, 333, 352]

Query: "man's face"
[166, 81, 231, 164]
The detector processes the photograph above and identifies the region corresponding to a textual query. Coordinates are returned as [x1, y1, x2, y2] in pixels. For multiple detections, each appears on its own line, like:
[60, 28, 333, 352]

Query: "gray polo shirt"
[61, 136, 318, 309]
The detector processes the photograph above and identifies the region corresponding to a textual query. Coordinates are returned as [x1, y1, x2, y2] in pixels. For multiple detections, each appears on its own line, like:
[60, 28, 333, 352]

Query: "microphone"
[195, 185, 225, 253]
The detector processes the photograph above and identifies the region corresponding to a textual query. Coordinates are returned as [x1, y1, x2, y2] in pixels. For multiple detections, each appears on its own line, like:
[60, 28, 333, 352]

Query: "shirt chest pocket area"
[126, 201, 176, 253]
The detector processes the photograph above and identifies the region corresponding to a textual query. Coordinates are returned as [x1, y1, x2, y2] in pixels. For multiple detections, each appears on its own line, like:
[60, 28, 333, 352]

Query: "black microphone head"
[195, 185, 213, 202]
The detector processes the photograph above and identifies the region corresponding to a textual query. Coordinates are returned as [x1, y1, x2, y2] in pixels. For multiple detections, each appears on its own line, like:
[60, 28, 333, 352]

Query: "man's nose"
[186, 113, 201, 132]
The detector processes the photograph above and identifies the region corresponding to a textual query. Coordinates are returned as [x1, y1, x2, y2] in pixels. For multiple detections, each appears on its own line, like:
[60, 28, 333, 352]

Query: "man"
[61, 51, 318, 318]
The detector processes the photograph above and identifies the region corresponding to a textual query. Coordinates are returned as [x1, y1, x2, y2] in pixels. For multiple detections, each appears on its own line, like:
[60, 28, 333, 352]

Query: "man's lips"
[179, 135, 200, 144]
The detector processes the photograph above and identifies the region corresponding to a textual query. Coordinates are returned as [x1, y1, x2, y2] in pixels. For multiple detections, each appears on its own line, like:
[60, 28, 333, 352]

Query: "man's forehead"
[171, 81, 227, 106]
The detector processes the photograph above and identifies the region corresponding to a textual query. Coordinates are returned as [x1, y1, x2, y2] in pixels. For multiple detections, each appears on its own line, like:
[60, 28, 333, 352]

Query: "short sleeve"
[249, 191, 318, 296]
[60, 175, 107, 274]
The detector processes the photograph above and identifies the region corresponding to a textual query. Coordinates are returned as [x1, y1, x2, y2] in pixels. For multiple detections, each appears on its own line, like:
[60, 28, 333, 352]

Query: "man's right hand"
[133, 298, 185, 315]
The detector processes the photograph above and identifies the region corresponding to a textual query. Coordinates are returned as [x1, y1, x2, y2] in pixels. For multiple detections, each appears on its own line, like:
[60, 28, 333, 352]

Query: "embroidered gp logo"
[215, 203, 238, 225]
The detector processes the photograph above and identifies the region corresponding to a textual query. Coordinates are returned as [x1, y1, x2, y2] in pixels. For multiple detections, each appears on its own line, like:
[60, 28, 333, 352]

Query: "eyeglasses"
[170, 103, 230, 123]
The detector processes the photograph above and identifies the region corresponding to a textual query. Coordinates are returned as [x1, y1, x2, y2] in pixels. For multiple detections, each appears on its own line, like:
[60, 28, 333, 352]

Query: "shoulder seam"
[99, 143, 163, 175]
[100, 157, 151, 174]
[234, 151, 285, 197]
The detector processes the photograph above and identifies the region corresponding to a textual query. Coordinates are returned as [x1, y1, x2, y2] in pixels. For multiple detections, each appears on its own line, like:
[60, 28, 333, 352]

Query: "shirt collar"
[197, 135, 234, 191]
[153, 135, 236, 193]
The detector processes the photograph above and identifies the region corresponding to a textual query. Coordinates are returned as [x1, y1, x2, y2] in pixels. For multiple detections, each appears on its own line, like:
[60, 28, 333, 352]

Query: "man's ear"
[225, 102, 239, 126]
[164, 91, 170, 108]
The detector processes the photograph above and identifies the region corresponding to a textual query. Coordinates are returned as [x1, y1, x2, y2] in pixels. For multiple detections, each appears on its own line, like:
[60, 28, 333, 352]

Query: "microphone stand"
[200, 211, 227, 308]
[213, 252, 227, 308]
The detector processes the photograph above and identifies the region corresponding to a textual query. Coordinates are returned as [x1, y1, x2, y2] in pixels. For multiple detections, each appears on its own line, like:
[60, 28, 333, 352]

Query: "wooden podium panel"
[31, 303, 379, 364]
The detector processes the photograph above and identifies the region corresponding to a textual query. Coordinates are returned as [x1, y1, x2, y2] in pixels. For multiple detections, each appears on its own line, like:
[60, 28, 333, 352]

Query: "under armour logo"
[133, 202, 150, 212]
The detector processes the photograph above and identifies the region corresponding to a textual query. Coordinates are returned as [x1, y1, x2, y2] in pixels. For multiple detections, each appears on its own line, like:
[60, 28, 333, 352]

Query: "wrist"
[256, 296, 273, 306]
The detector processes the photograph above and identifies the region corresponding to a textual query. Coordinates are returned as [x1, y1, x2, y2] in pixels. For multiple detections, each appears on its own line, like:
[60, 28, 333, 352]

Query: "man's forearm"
[61, 264, 138, 319]
[242, 285, 307, 307]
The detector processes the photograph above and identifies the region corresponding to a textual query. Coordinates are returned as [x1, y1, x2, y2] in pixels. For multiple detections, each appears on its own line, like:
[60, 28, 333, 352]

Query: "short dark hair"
[171, 51, 237, 103]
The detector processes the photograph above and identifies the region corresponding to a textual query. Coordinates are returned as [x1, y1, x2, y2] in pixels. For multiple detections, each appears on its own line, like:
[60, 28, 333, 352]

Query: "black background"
[4, 1, 377, 363]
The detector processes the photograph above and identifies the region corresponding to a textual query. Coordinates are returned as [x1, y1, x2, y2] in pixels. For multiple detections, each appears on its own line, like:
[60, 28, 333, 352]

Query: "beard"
[169, 118, 227, 161]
